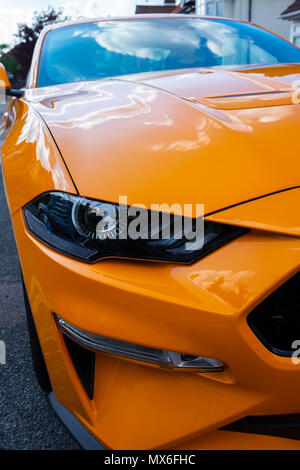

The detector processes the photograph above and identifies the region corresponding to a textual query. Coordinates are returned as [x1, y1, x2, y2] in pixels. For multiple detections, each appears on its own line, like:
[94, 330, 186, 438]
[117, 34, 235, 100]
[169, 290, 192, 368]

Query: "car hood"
[26, 64, 300, 215]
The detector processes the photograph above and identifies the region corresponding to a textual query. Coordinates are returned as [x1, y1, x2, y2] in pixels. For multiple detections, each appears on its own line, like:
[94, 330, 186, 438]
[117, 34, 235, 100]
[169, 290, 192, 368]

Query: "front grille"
[247, 272, 300, 357]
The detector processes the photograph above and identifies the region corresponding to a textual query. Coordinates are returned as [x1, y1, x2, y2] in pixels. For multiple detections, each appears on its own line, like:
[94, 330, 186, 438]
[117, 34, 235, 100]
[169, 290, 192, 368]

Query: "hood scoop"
[134, 67, 298, 111]
[199, 90, 294, 110]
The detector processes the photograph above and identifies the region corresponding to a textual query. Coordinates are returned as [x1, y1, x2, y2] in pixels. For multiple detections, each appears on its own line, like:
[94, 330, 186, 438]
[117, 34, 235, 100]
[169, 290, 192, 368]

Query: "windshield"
[38, 18, 300, 87]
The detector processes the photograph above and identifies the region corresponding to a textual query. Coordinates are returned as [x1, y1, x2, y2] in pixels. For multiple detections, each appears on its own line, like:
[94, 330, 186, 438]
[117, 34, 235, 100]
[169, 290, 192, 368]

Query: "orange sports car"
[1, 15, 300, 450]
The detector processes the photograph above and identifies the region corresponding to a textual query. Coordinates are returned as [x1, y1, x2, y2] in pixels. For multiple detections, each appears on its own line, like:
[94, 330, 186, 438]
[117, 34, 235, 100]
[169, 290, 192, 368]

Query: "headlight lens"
[23, 192, 248, 264]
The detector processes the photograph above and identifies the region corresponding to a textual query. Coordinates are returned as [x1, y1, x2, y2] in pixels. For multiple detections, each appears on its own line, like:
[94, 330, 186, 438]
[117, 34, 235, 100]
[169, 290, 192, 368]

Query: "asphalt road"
[0, 102, 80, 449]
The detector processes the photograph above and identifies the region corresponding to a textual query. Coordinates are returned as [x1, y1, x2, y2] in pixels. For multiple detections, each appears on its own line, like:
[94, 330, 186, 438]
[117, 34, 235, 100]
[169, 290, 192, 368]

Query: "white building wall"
[232, 0, 249, 20]
[224, 0, 292, 39]
[223, 0, 235, 17]
[250, 0, 291, 39]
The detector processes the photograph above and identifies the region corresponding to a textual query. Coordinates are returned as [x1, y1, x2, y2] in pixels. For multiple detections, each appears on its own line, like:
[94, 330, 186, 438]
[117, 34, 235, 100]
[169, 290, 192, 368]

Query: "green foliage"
[15, 6, 69, 45]
[0, 56, 21, 76]
[0, 43, 21, 78]
[0, 44, 9, 56]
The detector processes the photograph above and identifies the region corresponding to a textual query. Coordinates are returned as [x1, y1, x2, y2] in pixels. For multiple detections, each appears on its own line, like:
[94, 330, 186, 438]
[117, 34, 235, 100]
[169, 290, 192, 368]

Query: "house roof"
[281, 0, 300, 17]
[135, 0, 195, 15]
[135, 5, 177, 14]
[172, 5, 185, 13]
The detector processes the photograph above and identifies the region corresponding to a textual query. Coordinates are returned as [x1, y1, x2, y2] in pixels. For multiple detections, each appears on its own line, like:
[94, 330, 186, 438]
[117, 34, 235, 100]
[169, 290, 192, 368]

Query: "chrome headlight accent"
[56, 315, 224, 372]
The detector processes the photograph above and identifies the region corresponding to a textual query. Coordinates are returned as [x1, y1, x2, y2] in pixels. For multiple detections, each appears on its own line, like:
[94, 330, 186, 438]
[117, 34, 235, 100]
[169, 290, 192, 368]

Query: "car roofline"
[40, 14, 251, 35]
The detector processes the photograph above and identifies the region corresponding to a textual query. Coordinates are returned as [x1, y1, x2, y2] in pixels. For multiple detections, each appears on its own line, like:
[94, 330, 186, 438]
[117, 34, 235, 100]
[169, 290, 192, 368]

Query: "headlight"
[23, 192, 248, 264]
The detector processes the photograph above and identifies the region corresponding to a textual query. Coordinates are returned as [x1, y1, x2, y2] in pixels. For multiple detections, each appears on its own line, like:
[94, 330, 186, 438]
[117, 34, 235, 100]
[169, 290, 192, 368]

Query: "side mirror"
[0, 63, 24, 99]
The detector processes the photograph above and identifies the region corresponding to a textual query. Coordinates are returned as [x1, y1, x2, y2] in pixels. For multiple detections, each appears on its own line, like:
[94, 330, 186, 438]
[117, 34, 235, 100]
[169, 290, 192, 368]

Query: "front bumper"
[49, 392, 105, 450]
[13, 209, 300, 449]
[49, 392, 300, 450]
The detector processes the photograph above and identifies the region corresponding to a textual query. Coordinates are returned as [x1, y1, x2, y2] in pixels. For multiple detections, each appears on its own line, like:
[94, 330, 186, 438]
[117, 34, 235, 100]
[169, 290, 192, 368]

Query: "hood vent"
[208, 91, 289, 99]
[200, 90, 293, 110]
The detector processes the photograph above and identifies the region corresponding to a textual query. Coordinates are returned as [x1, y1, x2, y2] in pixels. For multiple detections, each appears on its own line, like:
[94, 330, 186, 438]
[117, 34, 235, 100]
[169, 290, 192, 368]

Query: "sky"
[0, 0, 165, 46]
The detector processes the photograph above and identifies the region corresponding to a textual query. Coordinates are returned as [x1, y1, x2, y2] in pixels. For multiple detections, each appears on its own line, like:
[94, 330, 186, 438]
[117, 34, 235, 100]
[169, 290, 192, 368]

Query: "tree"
[0, 44, 21, 79]
[0, 44, 9, 56]
[10, 7, 69, 86]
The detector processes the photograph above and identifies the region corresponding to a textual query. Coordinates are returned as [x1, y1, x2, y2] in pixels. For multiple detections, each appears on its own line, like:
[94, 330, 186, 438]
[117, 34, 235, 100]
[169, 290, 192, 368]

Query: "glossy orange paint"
[10, 211, 300, 449]
[1, 16, 300, 449]
[207, 188, 300, 237]
[24, 64, 300, 215]
[2, 98, 76, 215]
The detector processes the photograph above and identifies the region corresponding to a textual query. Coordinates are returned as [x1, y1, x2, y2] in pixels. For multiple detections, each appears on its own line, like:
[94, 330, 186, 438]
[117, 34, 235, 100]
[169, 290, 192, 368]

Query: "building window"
[291, 22, 300, 47]
[198, 0, 224, 17]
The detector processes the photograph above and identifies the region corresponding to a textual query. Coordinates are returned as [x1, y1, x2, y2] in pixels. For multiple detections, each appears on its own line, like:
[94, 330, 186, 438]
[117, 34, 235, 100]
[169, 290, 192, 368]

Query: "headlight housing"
[23, 192, 248, 264]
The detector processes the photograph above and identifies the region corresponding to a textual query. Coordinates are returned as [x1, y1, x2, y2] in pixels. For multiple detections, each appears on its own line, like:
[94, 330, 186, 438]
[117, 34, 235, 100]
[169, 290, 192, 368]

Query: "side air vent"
[63, 334, 95, 399]
[247, 272, 300, 357]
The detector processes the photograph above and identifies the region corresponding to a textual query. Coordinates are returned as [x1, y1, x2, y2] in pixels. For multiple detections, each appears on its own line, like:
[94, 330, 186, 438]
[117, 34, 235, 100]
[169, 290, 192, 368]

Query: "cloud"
[63, 0, 138, 20]
[0, 0, 139, 46]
